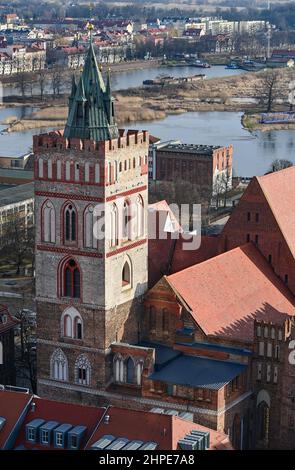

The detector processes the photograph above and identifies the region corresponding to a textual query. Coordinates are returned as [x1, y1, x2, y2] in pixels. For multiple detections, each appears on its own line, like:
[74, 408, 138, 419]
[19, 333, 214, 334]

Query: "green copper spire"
[64, 39, 119, 142]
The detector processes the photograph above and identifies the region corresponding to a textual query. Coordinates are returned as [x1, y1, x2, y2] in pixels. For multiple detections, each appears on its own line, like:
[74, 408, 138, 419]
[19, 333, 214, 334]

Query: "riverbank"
[0, 59, 161, 88]
[242, 112, 295, 132]
[1, 68, 293, 133]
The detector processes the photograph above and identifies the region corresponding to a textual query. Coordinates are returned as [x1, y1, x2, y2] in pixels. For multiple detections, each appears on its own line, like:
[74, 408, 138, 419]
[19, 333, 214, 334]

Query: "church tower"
[34, 40, 149, 403]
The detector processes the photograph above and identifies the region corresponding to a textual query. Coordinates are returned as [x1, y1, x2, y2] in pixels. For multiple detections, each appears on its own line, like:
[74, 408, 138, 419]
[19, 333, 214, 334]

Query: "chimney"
[104, 414, 110, 425]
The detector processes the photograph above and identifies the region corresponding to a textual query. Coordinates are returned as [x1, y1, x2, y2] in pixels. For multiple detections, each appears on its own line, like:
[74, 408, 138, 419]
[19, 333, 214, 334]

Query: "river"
[0, 65, 294, 176]
[1, 64, 245, 97]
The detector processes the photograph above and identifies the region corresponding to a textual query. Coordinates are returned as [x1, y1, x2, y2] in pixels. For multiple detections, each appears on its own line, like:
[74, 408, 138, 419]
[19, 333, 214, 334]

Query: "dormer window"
[56, 432, 63, 447]
[27, 427, 36, 442]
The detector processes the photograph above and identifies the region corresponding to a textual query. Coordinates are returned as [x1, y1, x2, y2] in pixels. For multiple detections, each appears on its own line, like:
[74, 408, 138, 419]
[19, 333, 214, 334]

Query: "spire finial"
[87, 21, 94, 43]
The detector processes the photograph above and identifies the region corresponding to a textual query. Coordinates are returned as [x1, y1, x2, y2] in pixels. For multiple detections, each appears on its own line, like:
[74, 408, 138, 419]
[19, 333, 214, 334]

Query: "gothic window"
[95, 163, 100, 184]
[75, 317, 83, 340]
[65, 161, 71, 181]
[122, 260, 131, 287]
[136, 362, 142, 386]
[51, 348, 68, 381]
[38, 158, 44, 178]
[126, 357, 135, 384]
[61, 307, 83, 339]
[84, 205, 97, 249]
[123, 200, 131, 240]
[63, 314, 72, 338]
[85, 162, 90, 182]
[136, 195, 144, 238]
[64, 203, 77, 243]
[110, 203, 118, 247]
[64, 259, 80, 298]
[57, 160, 62, 180]
[47, 159, 52, 179]
[75, 354, 91, 386]
[42, 200, 55, 243]
[113, 354, 124, 383]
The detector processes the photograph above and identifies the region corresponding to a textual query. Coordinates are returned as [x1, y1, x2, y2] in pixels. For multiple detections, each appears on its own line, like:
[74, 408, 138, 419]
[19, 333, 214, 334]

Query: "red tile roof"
[85, 407, 232, 450]
[256, 166, 295, 259]
[0, 304, 18, 335]
[14, 396, 105, 450]
[0, 390, 32, 449]
[167, 243, 295, 342]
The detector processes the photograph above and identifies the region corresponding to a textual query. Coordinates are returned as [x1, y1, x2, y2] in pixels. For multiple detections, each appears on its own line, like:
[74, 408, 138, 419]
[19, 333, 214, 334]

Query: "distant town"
[0, 0, 295, 458]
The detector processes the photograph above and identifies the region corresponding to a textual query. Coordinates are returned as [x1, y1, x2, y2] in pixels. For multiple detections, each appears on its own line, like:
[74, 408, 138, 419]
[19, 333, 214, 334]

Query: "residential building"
[0, 182, 34, 246]
[0, 389, 232, 450]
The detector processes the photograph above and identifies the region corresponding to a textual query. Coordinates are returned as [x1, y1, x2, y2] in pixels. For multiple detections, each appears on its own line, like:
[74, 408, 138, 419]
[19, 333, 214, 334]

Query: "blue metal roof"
[177, 341, 252, 356]
[54, 423, 73, 433]
[26, 419, 45, 428]
[69, 425, 87, 436]
[40, 421, 59, 431]
[138, 341, 181, 370]
[149, 355, 246, 390]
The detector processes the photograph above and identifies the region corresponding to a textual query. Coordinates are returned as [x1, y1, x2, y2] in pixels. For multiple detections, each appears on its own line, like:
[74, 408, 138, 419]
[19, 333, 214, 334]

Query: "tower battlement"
[33, 129, 149, 156]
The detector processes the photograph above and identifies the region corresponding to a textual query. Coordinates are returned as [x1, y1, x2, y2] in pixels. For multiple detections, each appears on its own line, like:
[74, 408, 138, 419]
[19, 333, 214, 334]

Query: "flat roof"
[0, 168, 33, 180]
[149, 354, 246, 390]
[0, 182, 34, 208]
[158, 143, 224, 155]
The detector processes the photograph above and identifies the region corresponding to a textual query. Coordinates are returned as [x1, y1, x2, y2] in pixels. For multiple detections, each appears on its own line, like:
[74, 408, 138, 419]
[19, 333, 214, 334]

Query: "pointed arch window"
[113, 354, 124, 383]
[64, 203, 77, 243]
[42, 200, 55, 243]
[136, 195, 144, 238]
[61, 307, 83, 339]
[64, 259, 80, 298]
[75, 354, 91, 386]
[51, 348, 68, 381]
[123, 200, 132, 240]
[122, 259, 131, 287]
[126, 357, 135, 384]
[84, 205, 97, 249]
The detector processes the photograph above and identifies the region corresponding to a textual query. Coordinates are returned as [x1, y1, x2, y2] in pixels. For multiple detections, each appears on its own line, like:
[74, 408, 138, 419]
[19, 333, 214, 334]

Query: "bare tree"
[51, 66, 64, 96]
[259, 71, 281, 113]
[15, 309, 37, 392]
[269, 159, 293, 173]
[0, 212, 34, 276]
[15, 72, 28, 98]
[37, 69, 47, 100]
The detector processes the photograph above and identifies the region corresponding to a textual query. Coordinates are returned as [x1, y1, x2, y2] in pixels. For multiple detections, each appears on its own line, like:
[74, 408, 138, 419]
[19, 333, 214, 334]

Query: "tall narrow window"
[136, 195, 144, 238]
[75, 355, 91, 386]
[110, 203, 118, 247]
[47, 159, 52, 179]
[123, 200, 131, 240]
[64, 204, 77, 243]
[43, 200, 55, 243]
[126, 357, 135, 384]
[38, 158, 44, 178]
[51, 348, 68, 381]
[84, 206, 96, 249]
[122, 260, 131, 287]
[57, 160, 61, 180]
[63, 259, 80, 299]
